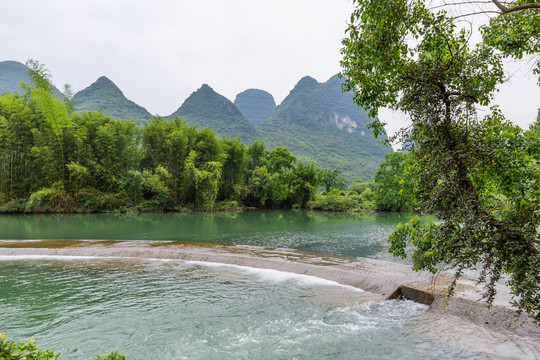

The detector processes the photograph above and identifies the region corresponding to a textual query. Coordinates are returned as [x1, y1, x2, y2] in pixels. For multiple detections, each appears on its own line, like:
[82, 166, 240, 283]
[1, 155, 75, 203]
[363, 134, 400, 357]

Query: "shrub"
[0, 334, 60, 360]
[0, 333, 126, 360]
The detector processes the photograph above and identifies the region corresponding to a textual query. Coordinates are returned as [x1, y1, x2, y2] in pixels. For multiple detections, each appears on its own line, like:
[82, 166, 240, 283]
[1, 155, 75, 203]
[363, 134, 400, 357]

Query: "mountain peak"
[168, 85, 259, 143]
[0, 60, 64, 94]
[256, 73, 389, 181]
[96, 75, 113, 83]
[234, 89, 276, 126]
[326, 74, 342, 86]
[73, 76, 152, 124]
[297, 75, 318, 86]
[92, 76, 122, 93]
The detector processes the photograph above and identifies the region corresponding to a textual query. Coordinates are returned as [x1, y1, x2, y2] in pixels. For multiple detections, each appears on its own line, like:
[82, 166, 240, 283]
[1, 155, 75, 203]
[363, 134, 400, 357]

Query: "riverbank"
[1, 239, 538, 338]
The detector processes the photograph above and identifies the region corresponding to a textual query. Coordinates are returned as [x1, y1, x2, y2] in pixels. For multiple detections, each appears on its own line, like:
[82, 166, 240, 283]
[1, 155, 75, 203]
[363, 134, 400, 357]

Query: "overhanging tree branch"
[491, 0, 540, 14]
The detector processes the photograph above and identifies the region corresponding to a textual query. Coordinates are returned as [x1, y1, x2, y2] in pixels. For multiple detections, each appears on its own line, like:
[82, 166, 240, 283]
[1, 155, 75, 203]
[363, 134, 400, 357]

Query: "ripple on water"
[0, 257, 507, 359]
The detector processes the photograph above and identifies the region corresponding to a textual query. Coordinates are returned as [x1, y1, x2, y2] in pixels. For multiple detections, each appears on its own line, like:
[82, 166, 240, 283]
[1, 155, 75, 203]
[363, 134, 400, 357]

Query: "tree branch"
[429, 0, 494, 11]
[491, 0, 540, 14]
[446, 91, 479, 103]
[452, 10, 502, 19]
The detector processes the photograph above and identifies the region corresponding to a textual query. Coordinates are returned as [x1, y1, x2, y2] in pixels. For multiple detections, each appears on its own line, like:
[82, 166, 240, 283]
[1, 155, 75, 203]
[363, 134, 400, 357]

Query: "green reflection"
[0, 211, 418, 259]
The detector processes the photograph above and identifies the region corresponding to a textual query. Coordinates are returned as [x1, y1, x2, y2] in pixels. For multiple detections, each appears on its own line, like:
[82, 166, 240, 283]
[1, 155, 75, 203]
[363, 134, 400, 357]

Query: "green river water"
[0, 211, 535, 359]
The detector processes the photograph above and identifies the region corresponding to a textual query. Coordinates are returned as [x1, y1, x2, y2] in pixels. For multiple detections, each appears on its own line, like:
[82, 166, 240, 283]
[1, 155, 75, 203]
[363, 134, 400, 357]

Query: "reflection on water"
[0, 259, 491, 360]
[0, 211, 416, 259]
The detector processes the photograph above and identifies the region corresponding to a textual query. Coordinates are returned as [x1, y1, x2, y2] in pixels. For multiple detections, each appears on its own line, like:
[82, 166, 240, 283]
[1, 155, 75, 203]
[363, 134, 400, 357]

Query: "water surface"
[2, 211, 534, 359]
[0, 211, 414, 260]
[0, 258, 489, 360]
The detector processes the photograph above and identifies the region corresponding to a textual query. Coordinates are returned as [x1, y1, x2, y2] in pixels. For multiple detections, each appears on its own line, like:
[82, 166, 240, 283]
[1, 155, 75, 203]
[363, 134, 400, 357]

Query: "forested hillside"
[0, 61, 31, 93]
[234, 89, 276, 125]
[0, 60, 61, 95]
[256, 74, 391, 181]
[73, 76, 153, 125]
[168, 84, 259, 144]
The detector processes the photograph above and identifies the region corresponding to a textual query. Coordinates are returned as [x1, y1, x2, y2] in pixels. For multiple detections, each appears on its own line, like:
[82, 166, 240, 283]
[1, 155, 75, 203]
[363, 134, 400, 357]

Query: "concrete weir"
[1, 239, 539, 338]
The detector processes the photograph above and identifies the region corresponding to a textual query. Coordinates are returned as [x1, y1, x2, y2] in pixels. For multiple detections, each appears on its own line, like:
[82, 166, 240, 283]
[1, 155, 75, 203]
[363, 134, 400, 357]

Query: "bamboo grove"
[0, 63, 326, 213]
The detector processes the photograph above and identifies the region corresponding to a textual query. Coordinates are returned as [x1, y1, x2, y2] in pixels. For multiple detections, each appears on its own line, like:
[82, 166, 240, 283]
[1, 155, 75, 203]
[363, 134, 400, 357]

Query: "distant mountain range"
[0, 60, 389, 180]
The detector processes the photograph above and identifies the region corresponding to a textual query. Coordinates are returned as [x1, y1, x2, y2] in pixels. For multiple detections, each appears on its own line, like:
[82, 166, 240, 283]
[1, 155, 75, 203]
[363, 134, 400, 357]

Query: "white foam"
[185, 260, 365, 292]
[0, 254, 364, 292]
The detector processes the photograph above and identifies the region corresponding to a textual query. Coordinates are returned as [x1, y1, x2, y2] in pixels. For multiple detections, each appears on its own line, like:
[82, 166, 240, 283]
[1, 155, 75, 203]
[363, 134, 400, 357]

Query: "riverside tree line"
[1, 61, 402, 213]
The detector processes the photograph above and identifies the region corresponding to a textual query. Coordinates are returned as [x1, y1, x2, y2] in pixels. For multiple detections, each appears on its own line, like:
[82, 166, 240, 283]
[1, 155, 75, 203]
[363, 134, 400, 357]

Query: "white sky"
[2, 0, 539, 138]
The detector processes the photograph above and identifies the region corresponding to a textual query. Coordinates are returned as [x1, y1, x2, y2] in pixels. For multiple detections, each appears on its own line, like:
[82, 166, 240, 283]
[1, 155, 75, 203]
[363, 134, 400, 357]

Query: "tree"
[290, 162, 320, 208]
[219, 135, 248, 200]
[319, 168, 346, 193]
[26, 59, 71, 185]
[373, 152, 414, 212]
[341, 0, 540, 320]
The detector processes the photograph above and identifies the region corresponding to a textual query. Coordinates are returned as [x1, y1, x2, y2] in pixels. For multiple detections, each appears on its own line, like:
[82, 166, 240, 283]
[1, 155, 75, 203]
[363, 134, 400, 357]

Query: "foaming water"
[0, 258, 489, 359]
[412, 311, 540, 360]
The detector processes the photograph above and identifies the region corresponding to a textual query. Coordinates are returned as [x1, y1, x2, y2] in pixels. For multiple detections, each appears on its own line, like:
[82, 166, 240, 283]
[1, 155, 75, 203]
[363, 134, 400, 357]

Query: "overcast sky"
[2, 0, 539, 137]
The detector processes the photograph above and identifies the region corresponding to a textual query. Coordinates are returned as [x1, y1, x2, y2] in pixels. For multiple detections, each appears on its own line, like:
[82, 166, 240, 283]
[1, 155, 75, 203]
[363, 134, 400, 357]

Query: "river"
[0, 211, 537, 359]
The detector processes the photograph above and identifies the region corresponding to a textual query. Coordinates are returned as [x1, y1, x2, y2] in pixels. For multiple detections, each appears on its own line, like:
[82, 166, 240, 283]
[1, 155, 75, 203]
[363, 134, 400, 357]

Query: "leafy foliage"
[0, 333, 125, 360]
[0, 334, 60, 360]
[341, 0, 540, 320]
[320, 168, 346, 193]
[373, 152, 415, 212]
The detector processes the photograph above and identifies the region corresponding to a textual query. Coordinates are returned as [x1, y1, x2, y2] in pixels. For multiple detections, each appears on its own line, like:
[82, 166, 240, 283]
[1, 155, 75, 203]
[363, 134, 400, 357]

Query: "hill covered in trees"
[167, 84, 259, 144]
[234, 89, 276, 125]
[0, 60, 61, 95]
[73, 76, 153, 125]
[256, 74, 391, 181]
[0, 61, 31, 93]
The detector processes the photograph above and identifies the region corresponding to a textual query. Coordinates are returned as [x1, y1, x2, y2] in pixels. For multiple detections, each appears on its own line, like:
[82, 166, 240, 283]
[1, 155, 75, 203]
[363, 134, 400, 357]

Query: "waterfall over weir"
[1, 239, 540, 359]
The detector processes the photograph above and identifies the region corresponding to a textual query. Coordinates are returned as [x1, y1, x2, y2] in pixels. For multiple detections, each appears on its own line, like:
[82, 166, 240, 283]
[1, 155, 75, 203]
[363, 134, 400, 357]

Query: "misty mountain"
[0, 60, 63, 95]
[256, 74, 391, 181]
[234, 89, 276, 125]
[168, 84, 259, 143]
[0, 60, 32, 93]
[73, 76, 153, 125]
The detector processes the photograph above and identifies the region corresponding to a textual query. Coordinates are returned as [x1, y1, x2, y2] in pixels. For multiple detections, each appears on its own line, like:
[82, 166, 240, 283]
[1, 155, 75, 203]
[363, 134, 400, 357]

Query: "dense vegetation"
[168, 84, 259, 144]
[1, 61, 391, 183]
[73, 76, 153, 125]
[233, 88, 276, 125]
[2, 61, 382, 213]
[306, 152, 415, 212]
[341, 0, 540, 320]
[0, 333, 124, 360]
[256, 74, 391, 181]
